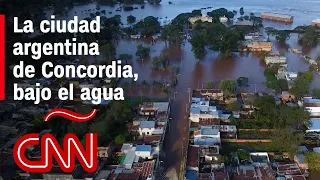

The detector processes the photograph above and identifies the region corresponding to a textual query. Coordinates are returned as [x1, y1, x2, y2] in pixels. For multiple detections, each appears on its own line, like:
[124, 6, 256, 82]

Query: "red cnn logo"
[13, 133, 98, 173]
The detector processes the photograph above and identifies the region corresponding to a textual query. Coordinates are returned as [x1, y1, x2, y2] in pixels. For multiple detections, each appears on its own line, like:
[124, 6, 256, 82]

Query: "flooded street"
[46, 0, 320, 178]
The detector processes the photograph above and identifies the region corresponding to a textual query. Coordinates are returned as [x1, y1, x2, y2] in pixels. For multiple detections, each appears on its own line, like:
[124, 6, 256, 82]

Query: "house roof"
[135, 145, 152, 152]
[140, 121, 155, 129]
[261, 12, 293, 19]
[200, 128, 219, 136]
[187, 146, 199, 168]
[308, 118, 320, 131]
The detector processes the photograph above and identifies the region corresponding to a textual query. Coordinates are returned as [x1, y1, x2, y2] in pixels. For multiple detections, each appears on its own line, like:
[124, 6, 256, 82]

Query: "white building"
[139, 121, 155, 136]
[194, 128, 221, 146]
[219, 16, 228, 23]
[304, 98, 320, 117]
[285, 72, 298, 81]
[265, 55, 287, 66]
[189, 14, 213, 24]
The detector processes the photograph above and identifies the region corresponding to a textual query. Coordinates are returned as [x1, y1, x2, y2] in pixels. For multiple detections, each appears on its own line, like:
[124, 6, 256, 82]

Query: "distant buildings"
[219, 16, 228, 23]
[261, 12, 294, 23]
[188, 14, 213, 24]
[265, 52, 287, 66]
[303, 97, 320, 117]
[242, 41, 273, 52]
[312, 19, 320, 27]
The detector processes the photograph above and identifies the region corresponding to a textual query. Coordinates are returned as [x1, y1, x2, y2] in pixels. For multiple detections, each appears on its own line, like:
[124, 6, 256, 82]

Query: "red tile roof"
[187, 146, 199, 168]
[143, 135, 161, 143]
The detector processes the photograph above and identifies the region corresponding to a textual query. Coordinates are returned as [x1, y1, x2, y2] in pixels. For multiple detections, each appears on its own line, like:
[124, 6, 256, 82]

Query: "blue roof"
[200, 129, 219, 135]
[309, 118, 320, 131]
[140, 121, 155, 129]
[136, 145, 152, 152]
[295, 154, 305, 163]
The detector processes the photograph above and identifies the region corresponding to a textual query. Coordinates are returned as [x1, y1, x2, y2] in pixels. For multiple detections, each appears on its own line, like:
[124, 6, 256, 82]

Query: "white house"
[219, 16, 228, 23]
[194, 128, 221, 146]
[139, 121, 155, 136]
[135, 145, 152, 158]
[265, 55, 287, 66]
[189, 14, 213, 24]
[304, 98, 320, 117]
[285, 72, 298, 81]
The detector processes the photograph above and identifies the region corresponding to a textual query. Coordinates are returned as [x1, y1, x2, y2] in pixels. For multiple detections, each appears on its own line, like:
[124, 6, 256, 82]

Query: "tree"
[289, 71, 313, 97]
[206, 80, 214, 88]
[115, 134, 126, 144]
[299, 26, 319, 47]
[274, 30, 290, 45]
[161, 24, 184, 45]
[237, 77, 249, 87]
[190, 32, 206, 60]
[119, 53, 133, 64]
[265, 27, 275, 41]
[133, 16, 160, 37]
[313, 88, 320, 99]
[227, 102, 241, 111]
[305, 152, 320, 172]
[136, 44, 150, 58]
[220, 79, 236, 94]
[127, 15, 136, 24]
[68, 122, 88, 137]
[240, 7, 244, 16]
[271, 128, 304, 155]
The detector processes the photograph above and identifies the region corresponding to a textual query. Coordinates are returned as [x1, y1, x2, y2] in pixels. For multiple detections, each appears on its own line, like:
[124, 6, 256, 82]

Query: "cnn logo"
[13, 133, 98, 173]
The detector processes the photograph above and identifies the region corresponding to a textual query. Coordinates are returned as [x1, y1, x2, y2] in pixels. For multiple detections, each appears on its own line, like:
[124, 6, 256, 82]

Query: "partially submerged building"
[261, 13, 294, 23]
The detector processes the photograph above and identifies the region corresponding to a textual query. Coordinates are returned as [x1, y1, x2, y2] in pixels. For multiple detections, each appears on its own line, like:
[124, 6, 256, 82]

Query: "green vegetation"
[227, 102, 241, 111]
[298, 26, 320, 46]
[119, 53, 133, 63]
[237, 131, 273, 139]
[161, 24, 184, 45]
[289, 71, 313, 97]
[237, 77, 249, 88]
[152, 53, 169, 69]
[312, 88, 320, 99]
[305, 152, 320, 172]
[136, 44, 151, 58]
[220, 79, 236, 94]
[133, 16, 160, 36]
[239, 7, 244, 16]
[115, 134, 127, 144]
[206, 80, 214, 88]
[264, 68, 288, 92]
[207, 8, 235, 21]
[127, 15, 136, 24]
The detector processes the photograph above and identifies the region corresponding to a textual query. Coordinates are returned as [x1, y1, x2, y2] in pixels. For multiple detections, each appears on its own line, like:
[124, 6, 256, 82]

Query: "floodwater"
[45, 0, 320, 179]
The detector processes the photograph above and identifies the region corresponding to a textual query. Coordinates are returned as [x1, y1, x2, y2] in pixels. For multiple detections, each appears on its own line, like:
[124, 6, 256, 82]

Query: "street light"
[174, 92, 177, 100]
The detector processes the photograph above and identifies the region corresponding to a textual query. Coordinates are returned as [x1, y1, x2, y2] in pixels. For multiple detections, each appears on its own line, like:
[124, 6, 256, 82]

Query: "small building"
[304, 98, 320, 117]
[244, 41, 273, 52]
[294, 154, 308, 169]
[312, 19, 320, 27]
[123, 149, 136, 169]
[135, 145, 152, 158]
[281, 91, 295, 102]
[219, 16, 228, 23]
[235, 20, 254, 26]
[265, 55, 287, 66]
[139, 121, 156, 136]
[194, 128, 221, 146]
[285, 72, 298, 81]
[250, 152, 270, 167]
[306, 118, 320, 133]
[189, 14, 213, 24]
[97, 145, 113, 158]
[261, 12, 293, 23]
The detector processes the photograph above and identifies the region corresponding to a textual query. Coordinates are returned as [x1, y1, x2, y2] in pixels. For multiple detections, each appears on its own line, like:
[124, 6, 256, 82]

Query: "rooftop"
[261, 12, 293, 19]
[135, 145, 152, 152]
[187, 146, 199, 168]
[200, 128, 219, 136]
[139, 121, 155, 129]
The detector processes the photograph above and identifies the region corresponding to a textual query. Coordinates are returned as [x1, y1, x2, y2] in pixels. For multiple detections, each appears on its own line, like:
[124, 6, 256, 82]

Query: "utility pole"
[186, 103, 188, 113]
[254, 84, 257, 93]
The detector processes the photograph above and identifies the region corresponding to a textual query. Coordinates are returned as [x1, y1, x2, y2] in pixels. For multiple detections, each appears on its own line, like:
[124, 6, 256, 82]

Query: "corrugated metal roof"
[135, 145, 152, 152]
